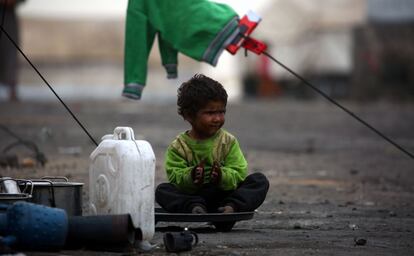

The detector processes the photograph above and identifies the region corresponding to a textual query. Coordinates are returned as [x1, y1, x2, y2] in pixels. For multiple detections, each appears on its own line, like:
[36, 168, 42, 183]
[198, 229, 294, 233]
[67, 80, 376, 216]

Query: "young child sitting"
[155, 74, 269, 214]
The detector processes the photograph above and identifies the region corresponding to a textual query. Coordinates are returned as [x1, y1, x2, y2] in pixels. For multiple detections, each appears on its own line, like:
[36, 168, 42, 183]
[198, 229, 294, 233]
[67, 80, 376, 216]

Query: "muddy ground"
[1, 99, 413, 255]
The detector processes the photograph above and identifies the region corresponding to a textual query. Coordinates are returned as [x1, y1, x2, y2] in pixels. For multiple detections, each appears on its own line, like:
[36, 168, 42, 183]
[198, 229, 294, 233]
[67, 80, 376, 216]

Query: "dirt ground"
[1, 99, 414, 255]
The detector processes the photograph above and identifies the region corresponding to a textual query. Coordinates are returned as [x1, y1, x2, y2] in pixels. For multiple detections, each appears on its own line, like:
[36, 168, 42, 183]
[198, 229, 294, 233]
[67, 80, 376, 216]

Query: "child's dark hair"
[177, 74, 228, 118]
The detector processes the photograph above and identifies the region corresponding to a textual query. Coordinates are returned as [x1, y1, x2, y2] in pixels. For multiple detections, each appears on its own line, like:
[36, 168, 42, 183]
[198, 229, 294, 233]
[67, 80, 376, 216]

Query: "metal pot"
[20, 176, 83, 216]
[0, 178, 32, 206]
[0, 177, 20, 194]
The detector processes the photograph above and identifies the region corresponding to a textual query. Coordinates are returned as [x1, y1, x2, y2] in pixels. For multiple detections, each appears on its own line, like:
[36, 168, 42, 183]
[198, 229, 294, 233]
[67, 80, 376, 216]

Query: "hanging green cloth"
[123, 0, 239, 99]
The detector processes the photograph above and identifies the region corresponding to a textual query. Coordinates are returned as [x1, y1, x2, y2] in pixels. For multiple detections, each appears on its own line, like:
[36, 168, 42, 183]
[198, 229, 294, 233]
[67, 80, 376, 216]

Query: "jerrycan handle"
[113, 127, 135, 141]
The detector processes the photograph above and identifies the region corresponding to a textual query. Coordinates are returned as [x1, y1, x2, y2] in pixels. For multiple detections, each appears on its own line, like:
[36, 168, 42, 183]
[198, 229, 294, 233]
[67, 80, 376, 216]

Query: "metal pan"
[0, 193, 32, 204]
[19, 176, 83, 216]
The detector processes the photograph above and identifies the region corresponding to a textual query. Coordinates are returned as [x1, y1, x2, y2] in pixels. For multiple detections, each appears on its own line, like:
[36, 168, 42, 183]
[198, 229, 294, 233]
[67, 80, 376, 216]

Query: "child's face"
[188, 100, 226, 140]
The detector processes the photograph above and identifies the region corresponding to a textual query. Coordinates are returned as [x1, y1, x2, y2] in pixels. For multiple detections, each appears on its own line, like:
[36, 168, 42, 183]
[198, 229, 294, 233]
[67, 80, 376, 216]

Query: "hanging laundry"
[123, 0, 240, 100]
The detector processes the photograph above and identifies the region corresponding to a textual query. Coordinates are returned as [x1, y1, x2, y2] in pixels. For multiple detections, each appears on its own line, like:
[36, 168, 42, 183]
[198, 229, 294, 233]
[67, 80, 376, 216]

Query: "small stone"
[350, 169, 359, 175]
[293, 223, 301, 229]
[349, 224, 358, 230]
[389, 211, 397, 217]
[354, 237, 367, 246]
[364, 201, 375, 206]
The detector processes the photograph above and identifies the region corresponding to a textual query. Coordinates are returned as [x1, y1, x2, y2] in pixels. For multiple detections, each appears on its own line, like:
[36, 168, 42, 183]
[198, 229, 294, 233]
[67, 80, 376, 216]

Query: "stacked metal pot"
[0, 176, 83, 216]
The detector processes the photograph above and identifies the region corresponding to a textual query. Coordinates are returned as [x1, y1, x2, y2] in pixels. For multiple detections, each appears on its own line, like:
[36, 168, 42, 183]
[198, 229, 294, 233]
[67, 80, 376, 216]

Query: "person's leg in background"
[0, 0, 20, 102]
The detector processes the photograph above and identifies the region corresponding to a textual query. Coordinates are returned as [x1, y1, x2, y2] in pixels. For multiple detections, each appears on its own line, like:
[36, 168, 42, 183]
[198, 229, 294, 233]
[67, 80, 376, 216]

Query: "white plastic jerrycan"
[89, 127, 155, 242]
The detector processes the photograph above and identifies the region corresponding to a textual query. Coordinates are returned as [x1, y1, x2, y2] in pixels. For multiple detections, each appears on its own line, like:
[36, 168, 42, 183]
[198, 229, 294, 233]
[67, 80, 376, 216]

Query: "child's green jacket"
[165, 129, 248, 194]
[123, 0, 239, 99]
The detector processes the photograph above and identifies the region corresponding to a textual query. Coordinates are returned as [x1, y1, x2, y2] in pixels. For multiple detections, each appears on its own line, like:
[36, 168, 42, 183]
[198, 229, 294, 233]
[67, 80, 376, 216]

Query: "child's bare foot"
[191, 205, 207, 214]
[217, 205, 234, 214]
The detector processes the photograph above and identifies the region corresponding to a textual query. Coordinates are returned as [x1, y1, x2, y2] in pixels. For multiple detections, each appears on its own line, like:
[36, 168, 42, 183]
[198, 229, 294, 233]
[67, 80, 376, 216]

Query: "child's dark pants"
[155, 172, 269, 213]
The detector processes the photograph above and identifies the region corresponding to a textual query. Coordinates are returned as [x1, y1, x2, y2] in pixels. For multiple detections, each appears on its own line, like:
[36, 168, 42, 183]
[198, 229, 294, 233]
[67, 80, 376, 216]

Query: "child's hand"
[192, 160, 205, 185]
[192, 166, 204, 185]
[210, 161, 221, 185]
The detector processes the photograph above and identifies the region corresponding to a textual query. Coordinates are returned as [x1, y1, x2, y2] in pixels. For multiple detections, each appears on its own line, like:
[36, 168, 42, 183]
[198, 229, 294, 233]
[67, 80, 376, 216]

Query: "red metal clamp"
[226, 10, 267, 55]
